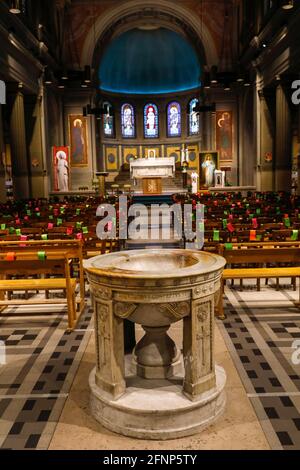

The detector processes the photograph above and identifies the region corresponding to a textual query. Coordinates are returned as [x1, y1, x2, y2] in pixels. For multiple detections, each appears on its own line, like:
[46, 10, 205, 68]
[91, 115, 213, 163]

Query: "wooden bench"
[0, 240, 85, 330]
[217, 243, 300, 319]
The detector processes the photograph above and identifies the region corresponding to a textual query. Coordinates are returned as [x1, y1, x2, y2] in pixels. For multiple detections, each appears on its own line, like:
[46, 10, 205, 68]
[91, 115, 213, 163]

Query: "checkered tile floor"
[0, 305, 93, 450]
[219, 280, 300, 450]
[1, 280, 300, 450]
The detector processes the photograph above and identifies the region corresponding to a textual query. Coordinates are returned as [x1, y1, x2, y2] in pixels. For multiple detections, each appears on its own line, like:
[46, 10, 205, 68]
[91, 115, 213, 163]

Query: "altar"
[130, 157, 175, 195]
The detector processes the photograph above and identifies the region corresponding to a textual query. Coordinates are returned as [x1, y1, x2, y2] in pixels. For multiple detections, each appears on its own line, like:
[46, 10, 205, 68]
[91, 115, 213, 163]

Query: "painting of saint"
[53, 146, 70, 191]
[216, 111, 233, 161]
[168, 102, 181, 137]
[122, 104, 135, 138]
[144, 104, 158, 138]
[69, 115, 88, 166]
[200, 152, 219, 189]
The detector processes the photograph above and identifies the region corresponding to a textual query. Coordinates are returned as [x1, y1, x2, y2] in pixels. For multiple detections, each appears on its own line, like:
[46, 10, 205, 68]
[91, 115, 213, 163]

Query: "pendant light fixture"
[9, 0, 21, 14]
[281, 0, 294, 10]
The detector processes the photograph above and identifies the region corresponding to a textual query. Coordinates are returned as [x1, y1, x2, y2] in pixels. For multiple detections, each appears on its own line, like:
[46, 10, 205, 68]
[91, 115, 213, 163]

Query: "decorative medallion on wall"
[216, 111, 233, 161]
[170, 152, 179, 162]
[68, 115, 89, 167]
[123, 147, 138, 165]
[105, 146, 118, 171]
[188, 149, 197, 162]
[108, 154, 115, 164]
[126, 154, 135, 163]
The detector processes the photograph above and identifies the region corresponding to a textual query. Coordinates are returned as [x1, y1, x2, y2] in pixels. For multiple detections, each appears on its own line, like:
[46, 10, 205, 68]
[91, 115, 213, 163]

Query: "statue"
[191, 172, 199, 194]
[56, 150, 69, 191]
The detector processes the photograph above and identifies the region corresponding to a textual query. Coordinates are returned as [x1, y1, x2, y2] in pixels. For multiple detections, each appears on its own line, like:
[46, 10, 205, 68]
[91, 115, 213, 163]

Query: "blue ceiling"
[99, 27, 201, 95]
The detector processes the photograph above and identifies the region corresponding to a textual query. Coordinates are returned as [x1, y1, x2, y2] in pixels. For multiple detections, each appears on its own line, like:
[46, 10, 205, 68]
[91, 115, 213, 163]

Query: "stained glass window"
[167, 102, 181, 137]
[121, 103, 135, 138]
[189, 98, 200, 136]
[103, 102, 114, 137]
[144, 103, 159, 138]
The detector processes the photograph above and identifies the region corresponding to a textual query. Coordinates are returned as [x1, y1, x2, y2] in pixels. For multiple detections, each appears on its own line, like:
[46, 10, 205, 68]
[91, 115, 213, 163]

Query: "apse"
[98, 27, 201, 95]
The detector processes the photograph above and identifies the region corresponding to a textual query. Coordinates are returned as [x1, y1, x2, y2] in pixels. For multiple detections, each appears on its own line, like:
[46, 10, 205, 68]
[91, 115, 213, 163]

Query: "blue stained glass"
[103, 115, 113, 136]
[189, 98, 200, 136]
[144, 103, 159, 138]
[167, 102, 181, 137]
[121, 104, 135, 138]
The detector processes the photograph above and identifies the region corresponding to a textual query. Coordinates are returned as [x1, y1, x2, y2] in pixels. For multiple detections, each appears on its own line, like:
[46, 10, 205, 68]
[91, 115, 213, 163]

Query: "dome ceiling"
[99, 27, 201, 95]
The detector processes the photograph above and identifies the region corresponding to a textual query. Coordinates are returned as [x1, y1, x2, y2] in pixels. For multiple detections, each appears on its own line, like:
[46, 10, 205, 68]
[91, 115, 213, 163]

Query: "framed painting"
[53, 146, 70, 192]
[216, 111, 233, 161]
[68, 115, 89, 167]
[200, 152, 219, 189]
[144, 147, 160, 159]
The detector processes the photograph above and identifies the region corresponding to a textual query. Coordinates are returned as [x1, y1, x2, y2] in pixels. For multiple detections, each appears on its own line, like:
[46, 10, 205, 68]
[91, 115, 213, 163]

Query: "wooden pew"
[217, 242, 300, 319]
[0, 240, 85, 329]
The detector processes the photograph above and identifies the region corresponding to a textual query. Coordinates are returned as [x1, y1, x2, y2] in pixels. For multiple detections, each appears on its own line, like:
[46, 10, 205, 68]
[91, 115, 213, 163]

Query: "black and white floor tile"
[219, 280, 300, 450]
[0, 305, 93, 450]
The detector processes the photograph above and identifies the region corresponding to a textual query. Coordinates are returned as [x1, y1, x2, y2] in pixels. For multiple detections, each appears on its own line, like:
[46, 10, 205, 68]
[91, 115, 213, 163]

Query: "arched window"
[103, 102, 114, 137]
[189, 98, 200, 136]
[144, 103, 159, 138]
[167, 102, 181, 137]
[121, 103, 135, 138]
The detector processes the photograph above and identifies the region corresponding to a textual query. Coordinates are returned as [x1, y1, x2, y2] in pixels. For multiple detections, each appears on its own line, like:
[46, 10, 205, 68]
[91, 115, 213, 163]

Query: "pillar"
[0, 105, 5, 201]
[259, 90, 274, 191]
[10, 87, 30, 199]
[183, 296, 216, 399]
[93, 295, 126, 399]
[275, 85, 292, 191]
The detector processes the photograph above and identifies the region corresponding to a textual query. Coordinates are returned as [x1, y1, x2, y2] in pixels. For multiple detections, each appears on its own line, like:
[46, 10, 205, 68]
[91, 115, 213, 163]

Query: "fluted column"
[10, 88, 30, 199]
[275, 85, 292, 191]
[0, 105, 5, 201]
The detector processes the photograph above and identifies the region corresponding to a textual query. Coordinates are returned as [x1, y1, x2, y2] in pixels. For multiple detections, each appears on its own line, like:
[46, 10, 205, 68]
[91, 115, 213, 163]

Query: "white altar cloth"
[130, 158, 175, 179]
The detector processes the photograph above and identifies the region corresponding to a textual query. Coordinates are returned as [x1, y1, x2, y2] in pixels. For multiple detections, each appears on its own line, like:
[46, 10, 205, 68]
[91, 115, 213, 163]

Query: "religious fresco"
[200, 151, 219, 189]
[167, 102, 181, 137]
[121, 104, 135, 138]
[189, 98, 200, 136]
[68, 115, 89, 167]
[53, 146, 70, 192]
[216, 111, 233, 161]
[144, 103, 159, 138]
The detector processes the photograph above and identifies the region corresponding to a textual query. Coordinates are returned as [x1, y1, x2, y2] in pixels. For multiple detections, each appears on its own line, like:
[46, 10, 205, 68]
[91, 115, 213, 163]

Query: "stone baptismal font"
[84, 249, 226, 439]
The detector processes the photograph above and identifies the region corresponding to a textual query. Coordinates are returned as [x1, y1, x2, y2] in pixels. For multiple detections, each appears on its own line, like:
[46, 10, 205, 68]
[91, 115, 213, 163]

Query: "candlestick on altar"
[181, 149, 185, 165]
[186, 148, 189, 163]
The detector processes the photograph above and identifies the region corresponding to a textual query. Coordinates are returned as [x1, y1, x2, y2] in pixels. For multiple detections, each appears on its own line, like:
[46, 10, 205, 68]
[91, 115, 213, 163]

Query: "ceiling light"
[44, 68, 53, 85]
[281, 0, 294, 10]
[9, 0, 21, 14]
[61, 68, 68, 80]
[210, 65, 218, 84]
[84, 65, 92, 84]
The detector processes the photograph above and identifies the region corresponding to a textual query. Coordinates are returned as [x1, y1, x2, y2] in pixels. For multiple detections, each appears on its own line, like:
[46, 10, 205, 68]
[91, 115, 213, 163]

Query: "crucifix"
[196, 310, 211, 368]
[99, 308, 111, 367]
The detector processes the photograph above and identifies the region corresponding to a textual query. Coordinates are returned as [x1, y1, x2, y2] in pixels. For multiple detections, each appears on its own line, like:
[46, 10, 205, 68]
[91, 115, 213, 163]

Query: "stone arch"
[81, 0, 219, 71]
